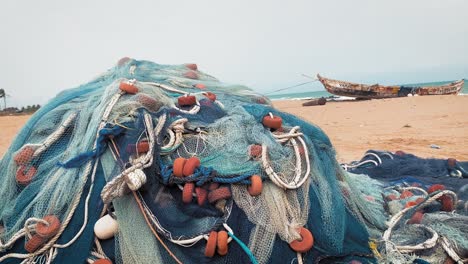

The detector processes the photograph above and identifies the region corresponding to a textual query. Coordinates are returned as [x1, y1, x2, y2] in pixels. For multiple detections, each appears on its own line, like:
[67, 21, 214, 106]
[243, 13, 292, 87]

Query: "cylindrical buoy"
[178, 95, 197, 106]
[204, 231, 217, 257]
[94, 214, 118, 240]
[217, 230, 229, 256]
[119, 82, 139, 94]
[16, 165, 37, 186]
[249, 144, 262, 158]
[117, 57, 131, 66]
[248, 175, 263, 196]
[185, 63, 198, 71]
[183, 182, 195, 204]
[182, 157, 201, 177]
[14, 146, 35, 165]
[36, 215, 61, 239]
[208, 187, 232, 203]
[203, 92, 217, 101]
[262, 115, 282, 129]
[194, 83, 206, 89]
[173, 158, 187, 178]
[183, 71, 199, 80]
[427, 184, 445, 194]
[289, 227, 314, 253]
[447, 158, 457, 168]
[196, 187, 208, 206]
[25, 234, 47, 253]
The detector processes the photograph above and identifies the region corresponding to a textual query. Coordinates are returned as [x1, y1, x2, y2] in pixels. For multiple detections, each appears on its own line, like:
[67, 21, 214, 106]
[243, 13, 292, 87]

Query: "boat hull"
[317, 75, 464, 99]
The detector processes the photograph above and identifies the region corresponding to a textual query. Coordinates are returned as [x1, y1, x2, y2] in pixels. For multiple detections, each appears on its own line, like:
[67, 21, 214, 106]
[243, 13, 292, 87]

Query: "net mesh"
[0, 59, 466, 264]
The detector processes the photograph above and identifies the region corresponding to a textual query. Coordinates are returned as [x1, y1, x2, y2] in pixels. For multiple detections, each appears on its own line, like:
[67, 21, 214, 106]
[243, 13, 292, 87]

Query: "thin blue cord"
[227, 232, 258, 264]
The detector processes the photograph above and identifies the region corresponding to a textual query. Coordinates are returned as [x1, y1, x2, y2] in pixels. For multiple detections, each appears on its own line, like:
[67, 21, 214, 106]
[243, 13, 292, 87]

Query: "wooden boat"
[317, 74, 464, 99]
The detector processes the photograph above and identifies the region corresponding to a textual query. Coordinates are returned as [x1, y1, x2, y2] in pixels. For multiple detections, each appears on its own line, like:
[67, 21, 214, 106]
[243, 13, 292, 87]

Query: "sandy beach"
[1, 95, 467, 163]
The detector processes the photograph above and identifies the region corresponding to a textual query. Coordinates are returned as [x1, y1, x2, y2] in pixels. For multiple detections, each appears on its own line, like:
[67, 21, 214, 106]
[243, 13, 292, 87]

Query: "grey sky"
[1, 0, 467, 107]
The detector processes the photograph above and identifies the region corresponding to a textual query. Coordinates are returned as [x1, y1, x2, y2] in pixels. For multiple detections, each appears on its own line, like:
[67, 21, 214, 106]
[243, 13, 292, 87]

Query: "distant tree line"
[0, 104, 41, 115]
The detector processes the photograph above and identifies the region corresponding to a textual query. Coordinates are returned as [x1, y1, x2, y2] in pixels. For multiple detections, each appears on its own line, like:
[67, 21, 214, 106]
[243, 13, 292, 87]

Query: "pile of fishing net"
[346, 150, 468, 263]
[0, 58, 466, 264]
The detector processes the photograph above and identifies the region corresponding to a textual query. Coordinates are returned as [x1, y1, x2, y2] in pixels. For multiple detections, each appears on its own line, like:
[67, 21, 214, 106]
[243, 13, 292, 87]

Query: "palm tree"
[0, 89, 5, 110]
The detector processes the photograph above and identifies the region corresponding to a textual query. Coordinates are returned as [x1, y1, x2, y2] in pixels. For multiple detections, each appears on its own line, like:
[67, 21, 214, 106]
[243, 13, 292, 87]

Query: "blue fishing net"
[0, 58, 465, 264]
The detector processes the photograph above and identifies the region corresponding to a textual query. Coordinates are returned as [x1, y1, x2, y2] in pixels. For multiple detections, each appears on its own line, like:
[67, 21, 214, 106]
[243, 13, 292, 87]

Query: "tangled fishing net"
[0, 58, 466, 264]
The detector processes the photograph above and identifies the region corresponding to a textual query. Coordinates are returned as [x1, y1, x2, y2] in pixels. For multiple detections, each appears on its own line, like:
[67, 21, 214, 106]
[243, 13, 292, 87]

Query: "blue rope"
[158, 159, 255, 185]
[59, 125, 126, 168]
[227, 232, 258, 264]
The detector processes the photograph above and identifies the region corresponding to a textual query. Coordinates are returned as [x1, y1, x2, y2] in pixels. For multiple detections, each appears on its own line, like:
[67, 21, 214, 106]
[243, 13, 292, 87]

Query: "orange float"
[408, 211, 424, 224]
[16, 166, 37, 186]
[204, 231, 217, 257]
[203, 92, 216, 101]
[194, 83, 206, 89]
[208, 187, 232, 203]
[405, 201, 417, 208]
[262, 115, 282, 129]
[385, 194, 397, 201]
[14, 146, 35, 165]
[126, 141, 150, 154]
[94, 259, 113, 264]
[427, 184, 445, 194]
[136, 141, 150, 153]
[185, 63, 198, 71]
[183, 183, 195, 204]
[36, 215, 61, 238]
[395, 150, 406, 156]
[248, 175, 262, 196]
[173, 158, 186, 178]
[119, 82, 139, 94]
[25, 234, 46, 253]
[184, 71, 199, 80]
[249, 145, 262, 158]
[182, 157, 201, 177]
[196, 187, 208, 206]
[289, 227, 314, 253]
[447, 158, 457, 168]
[399, 190, 413, 199]
[440, 195, 454, 212]
[178, 95, 197, 106]
[209, 182, 219, 191]
[217, 230, 228, 256]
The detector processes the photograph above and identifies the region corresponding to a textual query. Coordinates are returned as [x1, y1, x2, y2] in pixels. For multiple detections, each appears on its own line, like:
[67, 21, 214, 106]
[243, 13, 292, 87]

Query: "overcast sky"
[1, 0, 467, 107]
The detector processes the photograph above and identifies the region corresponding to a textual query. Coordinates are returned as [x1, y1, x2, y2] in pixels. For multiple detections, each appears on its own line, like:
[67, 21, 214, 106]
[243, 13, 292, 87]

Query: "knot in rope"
[125, 169, 147, 191]
[170, 118, 188, 133]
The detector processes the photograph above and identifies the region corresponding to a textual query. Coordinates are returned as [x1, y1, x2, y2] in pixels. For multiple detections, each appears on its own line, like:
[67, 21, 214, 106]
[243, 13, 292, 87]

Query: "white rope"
[140, 81, 188, 95]
[383, 190, 457, 241]
[296, 252, 303, 264]
[399, 186, 428, 197]
[101, 113, 157, 203]
[341, 160, 379, 171]
[136, 188, 233, 247]
[33, 113, 78, 158]
[440, 236, 464, 264]
[129, 65, 136, 75]
[381, 190, 458, 256]
[363, 152, 382, 165]
[380, 152, 394, 160]
[261, 126, 311, 189]
[53, 160, 99, 248]
[395, 225, 439, 253]
[161, 118, 187, 154]
[174, 98, 201, 115]
[0, 89, 123, 262]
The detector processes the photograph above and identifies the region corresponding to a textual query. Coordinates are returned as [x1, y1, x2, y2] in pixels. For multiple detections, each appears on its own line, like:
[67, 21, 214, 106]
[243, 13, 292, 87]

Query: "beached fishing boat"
[317, 74, 464, 99]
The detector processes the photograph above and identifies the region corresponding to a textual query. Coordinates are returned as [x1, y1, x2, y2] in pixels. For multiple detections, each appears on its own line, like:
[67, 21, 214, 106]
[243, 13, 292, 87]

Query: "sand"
[0, 115, 31, 157]
[1, 95, 467, 163]
[273, 95, 468, 162]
